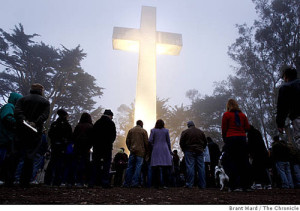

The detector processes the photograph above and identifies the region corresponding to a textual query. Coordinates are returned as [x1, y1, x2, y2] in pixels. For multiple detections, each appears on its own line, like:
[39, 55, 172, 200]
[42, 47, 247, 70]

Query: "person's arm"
[179, 131, 186, 151]
[221, 113, 228, 140]
[148, 129, 154, 146]
[126, 130, 132, 151]
[166, 129, 172, 153]
[276, 86, 289, 132]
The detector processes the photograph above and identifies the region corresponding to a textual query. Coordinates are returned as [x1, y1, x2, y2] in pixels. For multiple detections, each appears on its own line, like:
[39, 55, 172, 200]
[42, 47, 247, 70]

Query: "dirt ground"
[0, 185, 299, 205]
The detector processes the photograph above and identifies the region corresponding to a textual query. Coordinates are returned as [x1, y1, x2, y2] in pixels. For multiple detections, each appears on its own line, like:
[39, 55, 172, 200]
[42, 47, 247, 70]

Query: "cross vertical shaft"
[135, 6, 157, 132]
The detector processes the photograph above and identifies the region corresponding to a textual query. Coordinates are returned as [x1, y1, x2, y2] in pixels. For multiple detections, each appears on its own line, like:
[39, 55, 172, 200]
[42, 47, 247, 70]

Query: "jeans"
[123, 154, 144, 187]
[276, 161, 294, 189]
[31, 153, 44, 181]
[292, 164, 300, 188]
[292, 117, 300, 150]
[184, 151, 206, 188]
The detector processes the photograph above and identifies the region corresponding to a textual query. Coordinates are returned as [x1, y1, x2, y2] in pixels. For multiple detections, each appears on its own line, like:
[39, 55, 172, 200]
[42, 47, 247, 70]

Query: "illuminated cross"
[112, 6, 182, 133]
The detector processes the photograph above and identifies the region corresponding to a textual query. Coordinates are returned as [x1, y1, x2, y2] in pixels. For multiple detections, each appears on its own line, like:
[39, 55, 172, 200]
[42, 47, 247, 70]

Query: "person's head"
[79, 112, 92, 124]
[282, 67, 297, 82]
[155, 119, 165, 129]
[173, 150, 178, 155]
[119, 147, 125, 153]
[136, 120, 143, 128]
[8, 92, 23, 106]
[103, 109, 114, 120]
[30, 83, 44, 96]
[273, 135, 280, 142]
[57, 109, 68, 120]
[226, 99, 241, 112]
[187, 120, 195, 128]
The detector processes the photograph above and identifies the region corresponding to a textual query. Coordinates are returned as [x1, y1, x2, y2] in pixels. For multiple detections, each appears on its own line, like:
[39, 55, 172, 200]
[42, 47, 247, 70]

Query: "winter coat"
[180, 126, 207, 154]
[73, 122, 93, 157]
[48, 117, 73, 154]
[92, 115, 116, 154]
[0, 93, 23, 147]
[149, 128, 172, 166]
[276, 79, 300, 128]
[126, 125, 148, 157]
[14, 91, 50, 133]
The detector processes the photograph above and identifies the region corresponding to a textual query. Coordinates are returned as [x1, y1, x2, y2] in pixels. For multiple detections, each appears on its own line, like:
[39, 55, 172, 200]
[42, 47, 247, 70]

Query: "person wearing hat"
[276, 67, 300, 150]
[89, 109, 116, 188]
[44, 108, 72, 186]
[12, 83, 50, 187]
[180, 120, 207, 189]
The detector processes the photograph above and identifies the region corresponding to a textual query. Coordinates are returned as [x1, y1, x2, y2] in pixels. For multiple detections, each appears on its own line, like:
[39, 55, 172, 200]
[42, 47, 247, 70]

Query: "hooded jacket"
[0, 93, 23, 146]
[180, 126, 207, 154]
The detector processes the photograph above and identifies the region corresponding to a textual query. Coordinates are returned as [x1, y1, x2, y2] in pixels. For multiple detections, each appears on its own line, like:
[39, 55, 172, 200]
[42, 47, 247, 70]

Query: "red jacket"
[222, 111, 250, 138]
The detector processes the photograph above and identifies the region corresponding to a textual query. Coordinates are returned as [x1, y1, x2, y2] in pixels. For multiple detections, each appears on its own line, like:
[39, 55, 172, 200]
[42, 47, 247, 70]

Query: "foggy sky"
[0, 0, 258, 114]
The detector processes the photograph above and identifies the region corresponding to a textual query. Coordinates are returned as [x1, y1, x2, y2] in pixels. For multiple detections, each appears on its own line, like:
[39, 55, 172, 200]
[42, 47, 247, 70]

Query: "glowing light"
[113, 39, 139, 52]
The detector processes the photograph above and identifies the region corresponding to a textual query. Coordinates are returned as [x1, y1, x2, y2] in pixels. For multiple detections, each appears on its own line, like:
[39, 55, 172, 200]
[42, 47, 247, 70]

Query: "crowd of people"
[0, 67, 299, 192]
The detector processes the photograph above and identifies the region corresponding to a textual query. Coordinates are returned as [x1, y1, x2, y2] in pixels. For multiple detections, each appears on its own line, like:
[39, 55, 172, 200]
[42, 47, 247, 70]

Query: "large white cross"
[112, 6, 182, 133]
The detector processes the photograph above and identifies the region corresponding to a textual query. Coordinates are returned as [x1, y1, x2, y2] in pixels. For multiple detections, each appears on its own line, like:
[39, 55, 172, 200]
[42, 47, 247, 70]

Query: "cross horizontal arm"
[112, 27, 140, 52]
[156, 31, 182, 55]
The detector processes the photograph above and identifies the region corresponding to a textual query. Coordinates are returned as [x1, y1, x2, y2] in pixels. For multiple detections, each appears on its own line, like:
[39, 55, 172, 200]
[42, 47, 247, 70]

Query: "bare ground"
[0, 186, 299, 205]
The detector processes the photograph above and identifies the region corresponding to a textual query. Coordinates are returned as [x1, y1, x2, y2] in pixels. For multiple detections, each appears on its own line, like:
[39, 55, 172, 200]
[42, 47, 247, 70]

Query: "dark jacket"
[180, 126, 207, 154]
[73, 122, 93, 156]
[48, 117, 73, 153]
[0, 93, 23, 146]
[92, 115, 116, 154]
[247, 126, 269, 161]
[207, 141, 221, 166]
[271, 140, 291, 162]
[113, 152, 128, 169]
[276, 79, 300, 128]
[14, 91, 50, 133]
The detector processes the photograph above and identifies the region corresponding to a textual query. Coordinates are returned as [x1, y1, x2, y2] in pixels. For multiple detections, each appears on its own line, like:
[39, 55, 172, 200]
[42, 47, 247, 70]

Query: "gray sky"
[0, 0, 258, 113]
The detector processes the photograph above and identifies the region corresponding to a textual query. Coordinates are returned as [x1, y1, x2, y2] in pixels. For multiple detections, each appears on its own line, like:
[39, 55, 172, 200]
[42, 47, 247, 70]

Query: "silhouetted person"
[207, 137, 221, 187]
[276, 67, 300, 150]
[271, 136, 294, 189]
[247, 125, 272, 189]
[89, 109, 116, 188]
[45, 109, 72, 186]
[13, 84, 50, 187]
[113, 148, 128, 187]
[73, 113, 93, 187]
[0, 92, 23, 185]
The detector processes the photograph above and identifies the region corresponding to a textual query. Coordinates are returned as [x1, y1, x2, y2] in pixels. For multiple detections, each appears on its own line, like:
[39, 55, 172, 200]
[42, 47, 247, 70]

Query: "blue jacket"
[0, 92, 23, 146]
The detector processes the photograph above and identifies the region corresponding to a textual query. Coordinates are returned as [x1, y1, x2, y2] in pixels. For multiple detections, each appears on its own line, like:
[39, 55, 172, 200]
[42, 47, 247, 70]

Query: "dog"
[215, 165, 229, 191]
